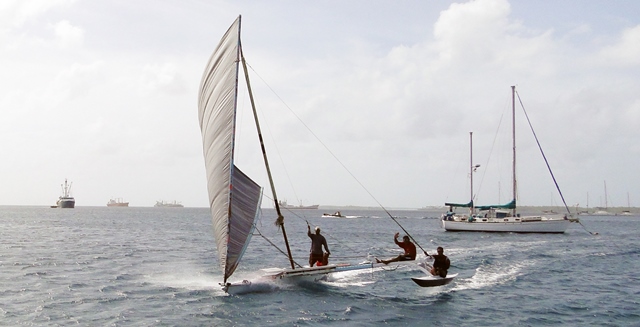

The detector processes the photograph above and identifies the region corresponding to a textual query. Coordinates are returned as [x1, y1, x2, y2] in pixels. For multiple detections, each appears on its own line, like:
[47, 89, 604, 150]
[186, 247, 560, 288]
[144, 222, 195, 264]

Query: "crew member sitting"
[376, 232, 416, 265]
[429, 246, 450, 277]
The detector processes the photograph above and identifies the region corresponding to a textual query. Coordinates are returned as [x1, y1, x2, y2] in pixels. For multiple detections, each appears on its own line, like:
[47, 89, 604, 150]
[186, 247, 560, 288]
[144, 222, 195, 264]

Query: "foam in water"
[452, 260, 534, 291]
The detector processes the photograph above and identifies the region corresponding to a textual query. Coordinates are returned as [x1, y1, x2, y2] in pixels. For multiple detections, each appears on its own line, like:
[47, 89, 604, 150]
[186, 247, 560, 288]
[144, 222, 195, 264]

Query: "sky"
[1, 0, 639, 209]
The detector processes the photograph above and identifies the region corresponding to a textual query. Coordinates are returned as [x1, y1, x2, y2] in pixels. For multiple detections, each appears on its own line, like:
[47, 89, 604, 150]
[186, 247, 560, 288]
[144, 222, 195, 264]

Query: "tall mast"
[604, 180, 608, 209]
[469, 131, 474, 215]
[240, 49, 295, 270]
[511, 85, 517, 217]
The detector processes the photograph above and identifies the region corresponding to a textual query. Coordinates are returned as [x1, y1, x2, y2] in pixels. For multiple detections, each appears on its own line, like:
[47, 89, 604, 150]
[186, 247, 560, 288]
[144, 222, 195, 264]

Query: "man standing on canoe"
[307, 225, 330, 267]
[376, 232, 417, 264]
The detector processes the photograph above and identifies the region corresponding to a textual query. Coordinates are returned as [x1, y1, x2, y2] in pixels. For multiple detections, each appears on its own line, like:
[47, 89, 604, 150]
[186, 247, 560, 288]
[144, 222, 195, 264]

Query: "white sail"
[198, 16, 263, 283]
[198, 16, 429, 294]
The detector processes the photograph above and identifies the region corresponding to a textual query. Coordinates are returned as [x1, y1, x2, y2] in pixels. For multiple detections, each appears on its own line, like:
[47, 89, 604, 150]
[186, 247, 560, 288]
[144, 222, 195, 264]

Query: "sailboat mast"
[240, 49, 296, 270]
[469, 132, 475, 215]
[604, 180, 608, 209]
[511, 85, 517, 217]
[628, 192, 630, 208]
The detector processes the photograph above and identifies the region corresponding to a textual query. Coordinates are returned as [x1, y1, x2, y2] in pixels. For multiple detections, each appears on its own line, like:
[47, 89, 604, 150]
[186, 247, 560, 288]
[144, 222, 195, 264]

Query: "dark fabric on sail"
[475, 199, 516, 211]
[444, 201, 473, 208]
[225, 166, 262, 281]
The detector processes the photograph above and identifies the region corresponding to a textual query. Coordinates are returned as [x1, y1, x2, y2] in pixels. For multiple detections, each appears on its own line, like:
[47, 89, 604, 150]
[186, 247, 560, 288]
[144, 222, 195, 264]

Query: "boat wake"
[148, 272, 221, 292]
[320, 269, 378, 288]
[452, 260, 532, 291]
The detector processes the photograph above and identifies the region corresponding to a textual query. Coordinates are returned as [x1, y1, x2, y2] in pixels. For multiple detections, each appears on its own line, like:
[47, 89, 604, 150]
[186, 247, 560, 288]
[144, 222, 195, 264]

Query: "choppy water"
[0, 206, 638, 326]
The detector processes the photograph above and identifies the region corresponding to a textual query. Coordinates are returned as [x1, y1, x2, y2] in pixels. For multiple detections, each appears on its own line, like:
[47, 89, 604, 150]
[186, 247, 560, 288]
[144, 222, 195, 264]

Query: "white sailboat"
[593, 181, 615, 215]
[441, 86, 574, 233]
[198, 16, 416, 294]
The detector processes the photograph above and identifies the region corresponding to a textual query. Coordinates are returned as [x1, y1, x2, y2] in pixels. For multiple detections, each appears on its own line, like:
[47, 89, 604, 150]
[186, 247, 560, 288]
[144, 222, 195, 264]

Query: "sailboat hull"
[222, 261, 411, 294]
[441, 217, 570, 233]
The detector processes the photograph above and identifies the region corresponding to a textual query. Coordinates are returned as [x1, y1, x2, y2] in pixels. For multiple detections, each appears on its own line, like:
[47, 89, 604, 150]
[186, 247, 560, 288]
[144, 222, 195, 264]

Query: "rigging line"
[254, 226, 304, 268]
[515, 91, 572, 216]
[251, 92, 303, 207]
[244, 61, 430, 256]
[260, 193, 366, 256]
[476, 111, 506, 202]
[303, 219, 365, 257]
[240, 50, 295, 270]
[261, 193, 313, 222]
[576, 219, 599, 235]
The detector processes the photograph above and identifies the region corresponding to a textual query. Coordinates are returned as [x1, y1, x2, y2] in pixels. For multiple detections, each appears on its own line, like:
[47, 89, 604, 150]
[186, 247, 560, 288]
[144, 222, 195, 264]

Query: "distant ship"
[107, 198, 129, 207]
[278, 200, 319, 210]
[56, 179, 75, 208]
[155, 200, 184, 208]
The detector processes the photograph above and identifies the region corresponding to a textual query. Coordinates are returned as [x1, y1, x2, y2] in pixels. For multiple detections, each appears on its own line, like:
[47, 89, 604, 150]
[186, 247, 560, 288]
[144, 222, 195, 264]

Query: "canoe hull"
[411, 273, 458, 287]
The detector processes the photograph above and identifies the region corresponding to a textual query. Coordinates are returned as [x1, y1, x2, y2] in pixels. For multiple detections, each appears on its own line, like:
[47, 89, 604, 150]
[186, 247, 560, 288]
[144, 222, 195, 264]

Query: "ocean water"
[0, 206, 638, 326]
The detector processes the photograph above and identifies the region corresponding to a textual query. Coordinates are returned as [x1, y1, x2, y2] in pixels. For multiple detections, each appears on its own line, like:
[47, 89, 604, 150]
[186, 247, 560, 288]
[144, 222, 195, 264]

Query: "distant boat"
[592, 209, 614, 216]
[278, 200, 319, 210]
[441, 86, 574, 233]
[154, 200, 183, 208]
[593, 181, 614, 215]
[322, 211, 344, 218]
[56, 179, 75, 209]
[107, 198, 129, 207]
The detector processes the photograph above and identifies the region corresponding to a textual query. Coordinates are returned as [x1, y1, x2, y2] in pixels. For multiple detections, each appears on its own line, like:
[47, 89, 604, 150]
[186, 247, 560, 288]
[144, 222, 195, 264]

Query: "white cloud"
[0, 0, 78, 29]
[434, 0, 513, 63]
[139, 62, 188, 95]
[51, 19, 84, 48]
[599, 24, 640, 65]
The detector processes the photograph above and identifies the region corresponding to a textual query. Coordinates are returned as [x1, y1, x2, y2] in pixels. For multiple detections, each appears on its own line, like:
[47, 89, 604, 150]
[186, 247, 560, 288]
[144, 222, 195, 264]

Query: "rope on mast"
[515, 90, 572, 216]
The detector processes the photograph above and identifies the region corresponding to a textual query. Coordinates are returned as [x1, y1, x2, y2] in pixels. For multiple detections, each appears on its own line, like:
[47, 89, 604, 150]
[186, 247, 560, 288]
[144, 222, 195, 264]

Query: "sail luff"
[198, 15, 263, 284]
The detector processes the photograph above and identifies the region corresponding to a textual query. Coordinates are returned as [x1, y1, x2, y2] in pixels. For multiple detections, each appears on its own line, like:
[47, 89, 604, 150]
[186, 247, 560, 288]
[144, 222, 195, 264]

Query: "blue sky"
[1, 0, 639, 208]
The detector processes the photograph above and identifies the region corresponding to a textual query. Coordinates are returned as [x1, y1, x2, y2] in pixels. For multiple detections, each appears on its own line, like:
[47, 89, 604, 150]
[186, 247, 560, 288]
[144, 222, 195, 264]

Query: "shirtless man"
[376, 232, 417, 264]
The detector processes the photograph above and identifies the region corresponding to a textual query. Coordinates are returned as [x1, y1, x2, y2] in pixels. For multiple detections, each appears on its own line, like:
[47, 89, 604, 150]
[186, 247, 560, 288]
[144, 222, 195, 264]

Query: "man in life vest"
[429, 246, 450, 277]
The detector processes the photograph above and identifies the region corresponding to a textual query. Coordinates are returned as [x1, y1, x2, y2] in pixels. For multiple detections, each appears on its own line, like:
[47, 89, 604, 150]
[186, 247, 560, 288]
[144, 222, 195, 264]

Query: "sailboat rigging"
[441, 86, 575, 233]
[198, 16, 439, 294]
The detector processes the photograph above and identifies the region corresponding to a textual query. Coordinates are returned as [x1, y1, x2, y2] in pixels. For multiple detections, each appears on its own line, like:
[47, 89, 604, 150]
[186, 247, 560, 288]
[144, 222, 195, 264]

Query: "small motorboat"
[322, 211, 344, 218]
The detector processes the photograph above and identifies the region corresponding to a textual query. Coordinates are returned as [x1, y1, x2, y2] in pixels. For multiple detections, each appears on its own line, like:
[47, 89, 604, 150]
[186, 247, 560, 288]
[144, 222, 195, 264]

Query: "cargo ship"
[56, 179, 75, 208]
[107, 198, 129, 207]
